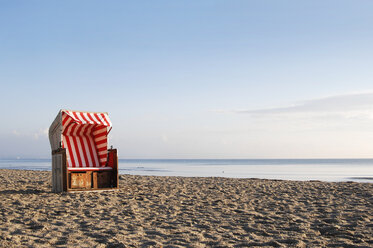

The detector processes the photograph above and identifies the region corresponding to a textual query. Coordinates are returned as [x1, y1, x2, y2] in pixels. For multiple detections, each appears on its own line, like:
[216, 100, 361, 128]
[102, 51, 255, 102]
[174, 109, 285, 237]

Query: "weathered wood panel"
[52, 153, 64, 192]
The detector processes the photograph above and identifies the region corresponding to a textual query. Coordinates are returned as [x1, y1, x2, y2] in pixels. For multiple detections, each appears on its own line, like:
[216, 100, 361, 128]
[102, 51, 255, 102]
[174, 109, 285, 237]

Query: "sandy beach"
[0, 169, 372, 247]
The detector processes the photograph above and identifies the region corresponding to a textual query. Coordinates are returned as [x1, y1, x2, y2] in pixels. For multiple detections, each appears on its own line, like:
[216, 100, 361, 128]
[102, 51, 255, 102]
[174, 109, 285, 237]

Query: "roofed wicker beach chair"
[49, 110, 119, 192]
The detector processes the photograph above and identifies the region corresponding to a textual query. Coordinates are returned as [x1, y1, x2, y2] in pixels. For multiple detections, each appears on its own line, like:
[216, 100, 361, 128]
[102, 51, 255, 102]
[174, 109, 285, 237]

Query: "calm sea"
[0, 159, 372, 183]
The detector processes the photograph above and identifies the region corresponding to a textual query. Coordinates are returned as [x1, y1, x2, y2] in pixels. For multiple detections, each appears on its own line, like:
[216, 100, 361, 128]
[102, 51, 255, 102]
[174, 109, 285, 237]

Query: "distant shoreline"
[348, 177, 373, 180]
[1, 157, 373, 184]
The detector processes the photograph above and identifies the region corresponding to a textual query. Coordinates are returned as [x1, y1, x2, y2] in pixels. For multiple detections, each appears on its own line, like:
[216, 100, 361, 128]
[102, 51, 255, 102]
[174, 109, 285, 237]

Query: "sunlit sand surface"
[0, 169, 372, 247]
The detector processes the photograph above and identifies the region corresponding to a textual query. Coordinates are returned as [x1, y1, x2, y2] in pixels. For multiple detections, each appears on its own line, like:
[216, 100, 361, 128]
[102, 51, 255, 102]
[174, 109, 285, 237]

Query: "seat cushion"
[68, 167, 113, 171]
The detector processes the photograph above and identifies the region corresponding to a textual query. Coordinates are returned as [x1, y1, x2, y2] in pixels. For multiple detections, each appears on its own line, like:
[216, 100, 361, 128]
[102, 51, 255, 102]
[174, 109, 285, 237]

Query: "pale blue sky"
[1, 1, 373, 158]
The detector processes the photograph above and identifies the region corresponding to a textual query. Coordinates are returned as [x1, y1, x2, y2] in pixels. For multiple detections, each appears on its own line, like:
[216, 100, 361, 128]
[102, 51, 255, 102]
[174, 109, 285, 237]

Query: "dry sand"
[0, 169, 372, 248]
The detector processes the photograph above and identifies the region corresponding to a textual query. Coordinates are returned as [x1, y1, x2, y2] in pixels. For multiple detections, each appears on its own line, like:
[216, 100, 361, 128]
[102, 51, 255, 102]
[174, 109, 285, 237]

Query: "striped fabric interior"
[61, 110, 112, 168]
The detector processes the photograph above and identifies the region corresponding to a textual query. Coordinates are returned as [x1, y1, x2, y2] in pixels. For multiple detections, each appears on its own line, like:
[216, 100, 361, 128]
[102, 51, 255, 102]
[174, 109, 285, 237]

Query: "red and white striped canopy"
[49, 110, 113, 169]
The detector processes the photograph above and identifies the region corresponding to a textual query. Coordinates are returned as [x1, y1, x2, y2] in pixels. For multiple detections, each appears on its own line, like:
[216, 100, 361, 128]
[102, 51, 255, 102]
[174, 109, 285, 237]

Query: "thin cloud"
[11, 128, 49, 140]
[229, 92, 373, 116]
[12, 130, 21, 136]
[161, 134, 169, 142]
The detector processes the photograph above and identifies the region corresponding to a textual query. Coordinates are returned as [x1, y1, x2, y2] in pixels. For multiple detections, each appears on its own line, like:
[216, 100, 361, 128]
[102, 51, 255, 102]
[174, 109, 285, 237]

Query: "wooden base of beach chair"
[52, 148, 119, 193]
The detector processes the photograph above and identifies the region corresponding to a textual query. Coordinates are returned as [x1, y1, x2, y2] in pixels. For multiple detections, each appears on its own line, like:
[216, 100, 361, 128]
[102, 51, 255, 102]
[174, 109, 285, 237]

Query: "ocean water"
[0, 159, 372, 183]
